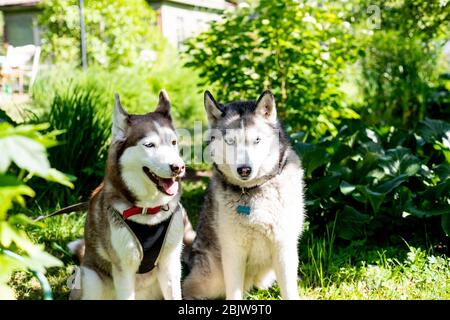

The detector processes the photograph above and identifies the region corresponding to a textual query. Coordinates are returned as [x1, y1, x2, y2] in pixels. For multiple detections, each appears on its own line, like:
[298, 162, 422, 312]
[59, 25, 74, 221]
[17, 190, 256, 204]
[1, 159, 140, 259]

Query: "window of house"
[4, 12, 40, 47]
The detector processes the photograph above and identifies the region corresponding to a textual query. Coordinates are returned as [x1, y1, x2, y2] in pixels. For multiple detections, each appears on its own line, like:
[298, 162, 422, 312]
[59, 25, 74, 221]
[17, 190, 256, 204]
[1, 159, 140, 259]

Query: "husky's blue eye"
[255, 137, 261, 144]
[144, 143, 155, 148]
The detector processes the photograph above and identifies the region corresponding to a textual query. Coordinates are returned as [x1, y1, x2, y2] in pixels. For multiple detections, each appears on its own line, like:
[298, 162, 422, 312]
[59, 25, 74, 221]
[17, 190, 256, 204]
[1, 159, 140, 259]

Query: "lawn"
[9, 178, 450, 300]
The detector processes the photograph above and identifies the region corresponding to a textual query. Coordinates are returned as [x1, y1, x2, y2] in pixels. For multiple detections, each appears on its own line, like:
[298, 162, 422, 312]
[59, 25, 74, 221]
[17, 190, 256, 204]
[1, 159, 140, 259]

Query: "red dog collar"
[123, 206, 162, 220]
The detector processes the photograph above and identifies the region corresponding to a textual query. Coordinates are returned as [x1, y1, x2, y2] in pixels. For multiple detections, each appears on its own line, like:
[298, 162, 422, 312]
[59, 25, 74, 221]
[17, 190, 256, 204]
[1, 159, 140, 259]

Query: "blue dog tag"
[236, 205, 251, 215]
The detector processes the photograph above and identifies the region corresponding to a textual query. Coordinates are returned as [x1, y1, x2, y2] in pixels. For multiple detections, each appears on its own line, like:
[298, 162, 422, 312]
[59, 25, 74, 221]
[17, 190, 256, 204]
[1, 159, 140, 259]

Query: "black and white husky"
[183, 90, 305, 300]
[69, 90, 192, 300]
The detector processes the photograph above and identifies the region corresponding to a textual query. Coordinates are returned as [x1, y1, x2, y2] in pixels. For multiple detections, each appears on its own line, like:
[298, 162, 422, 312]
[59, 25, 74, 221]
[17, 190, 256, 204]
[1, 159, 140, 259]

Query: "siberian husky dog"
[183, 90, 305, 300]
[69, 90, 188, 300]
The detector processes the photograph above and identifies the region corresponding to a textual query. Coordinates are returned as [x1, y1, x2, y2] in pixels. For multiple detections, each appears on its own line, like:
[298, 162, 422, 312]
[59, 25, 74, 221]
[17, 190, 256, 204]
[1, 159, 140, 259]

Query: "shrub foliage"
[297, 118, 450, 242]
[185, 0, 359, 137]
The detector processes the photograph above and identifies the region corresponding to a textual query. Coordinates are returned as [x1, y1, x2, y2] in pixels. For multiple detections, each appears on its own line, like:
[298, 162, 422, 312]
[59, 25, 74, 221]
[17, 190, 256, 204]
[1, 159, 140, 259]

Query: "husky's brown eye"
[172, 140, 177, 146]
[144, 143, 155, 148]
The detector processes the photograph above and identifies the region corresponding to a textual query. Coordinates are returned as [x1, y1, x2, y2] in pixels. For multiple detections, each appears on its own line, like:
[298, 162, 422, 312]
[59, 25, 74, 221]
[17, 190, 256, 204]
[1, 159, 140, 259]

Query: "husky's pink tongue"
[161, 179, 178, 195]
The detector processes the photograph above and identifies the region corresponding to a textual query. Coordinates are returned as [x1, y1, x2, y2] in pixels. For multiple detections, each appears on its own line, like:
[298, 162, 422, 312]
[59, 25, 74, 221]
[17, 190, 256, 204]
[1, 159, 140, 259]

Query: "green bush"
[296, 118, 450, 243]
[352, 0, 449, 127]
[359, 31, 441, 127]
[0, 122, 72, 299]
[32, 60, 204, 128]
[30, 85, 110, 206]
[38, 0, 161, 68]
[185, 0, 359, 137]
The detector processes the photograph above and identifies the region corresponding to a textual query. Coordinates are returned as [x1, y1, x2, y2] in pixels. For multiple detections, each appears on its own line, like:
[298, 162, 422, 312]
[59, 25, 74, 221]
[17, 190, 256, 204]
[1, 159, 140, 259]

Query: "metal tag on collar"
[161, 204, 170, 211]
[141, 207, 148, 215]
[236, 205, 251, 215]
[236, 188, 251, 215]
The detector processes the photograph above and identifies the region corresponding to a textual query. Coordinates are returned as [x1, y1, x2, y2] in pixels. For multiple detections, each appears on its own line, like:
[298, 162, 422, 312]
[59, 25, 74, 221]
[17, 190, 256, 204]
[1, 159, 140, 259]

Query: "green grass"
[9, 179, 450, 300]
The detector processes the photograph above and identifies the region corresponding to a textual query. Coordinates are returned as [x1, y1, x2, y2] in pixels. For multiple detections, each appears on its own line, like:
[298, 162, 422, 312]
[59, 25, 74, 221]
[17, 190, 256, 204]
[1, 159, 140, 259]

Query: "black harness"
[124, 214, 173, 274]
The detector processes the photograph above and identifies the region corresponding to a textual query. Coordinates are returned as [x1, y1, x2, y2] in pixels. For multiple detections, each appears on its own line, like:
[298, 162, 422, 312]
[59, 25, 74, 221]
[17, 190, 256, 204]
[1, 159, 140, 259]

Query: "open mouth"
[143, 166, 179, 196]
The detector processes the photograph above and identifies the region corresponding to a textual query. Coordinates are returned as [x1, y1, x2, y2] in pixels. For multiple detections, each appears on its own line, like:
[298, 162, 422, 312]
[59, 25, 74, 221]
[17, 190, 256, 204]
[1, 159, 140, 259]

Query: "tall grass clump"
[32, 57, 205, 129]
[30, 86, 111, 208]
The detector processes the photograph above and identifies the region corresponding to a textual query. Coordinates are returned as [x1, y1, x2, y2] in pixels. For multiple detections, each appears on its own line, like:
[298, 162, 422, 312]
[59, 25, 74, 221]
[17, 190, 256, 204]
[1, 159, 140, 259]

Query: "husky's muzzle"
[143, 166, 184, 196]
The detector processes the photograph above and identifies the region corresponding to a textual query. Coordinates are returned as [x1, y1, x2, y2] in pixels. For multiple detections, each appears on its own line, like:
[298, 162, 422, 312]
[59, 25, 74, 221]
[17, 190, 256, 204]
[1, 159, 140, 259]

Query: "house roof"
[147, 0, 235, 11]
[0, 0, 40, 7]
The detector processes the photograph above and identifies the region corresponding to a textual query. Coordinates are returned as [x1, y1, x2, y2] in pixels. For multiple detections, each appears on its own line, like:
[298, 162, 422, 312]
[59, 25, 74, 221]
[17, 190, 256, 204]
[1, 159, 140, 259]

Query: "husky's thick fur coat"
[70, 91, 188, 300]
[183, 90, 305, 300]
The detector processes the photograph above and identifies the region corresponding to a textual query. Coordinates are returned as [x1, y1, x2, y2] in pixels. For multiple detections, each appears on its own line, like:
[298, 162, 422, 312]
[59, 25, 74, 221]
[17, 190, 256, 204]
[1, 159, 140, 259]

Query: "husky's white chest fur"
[217, 160, 304, 241]
[216, 153, 304, 296]
[182, 90, 305, 300]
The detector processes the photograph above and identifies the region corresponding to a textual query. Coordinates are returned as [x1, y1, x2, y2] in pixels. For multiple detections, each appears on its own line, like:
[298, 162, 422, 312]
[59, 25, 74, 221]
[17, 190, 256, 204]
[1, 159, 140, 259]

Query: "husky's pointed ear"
[204, 90, 224, 123]
[112, 93, 129, 141]
[155, 89, 172, 120]
[255, 90, 276, 122]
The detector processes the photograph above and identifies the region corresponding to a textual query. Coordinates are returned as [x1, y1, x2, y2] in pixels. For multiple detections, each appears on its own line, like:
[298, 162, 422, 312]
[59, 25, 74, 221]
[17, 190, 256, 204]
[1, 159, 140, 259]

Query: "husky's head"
[108, 90, 185, 208]
[205, 90, 286, 188]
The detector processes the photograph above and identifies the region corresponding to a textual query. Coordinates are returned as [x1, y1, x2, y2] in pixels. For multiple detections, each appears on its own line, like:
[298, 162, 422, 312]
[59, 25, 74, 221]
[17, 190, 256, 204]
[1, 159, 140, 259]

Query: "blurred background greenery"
[0, 0, 449, 299]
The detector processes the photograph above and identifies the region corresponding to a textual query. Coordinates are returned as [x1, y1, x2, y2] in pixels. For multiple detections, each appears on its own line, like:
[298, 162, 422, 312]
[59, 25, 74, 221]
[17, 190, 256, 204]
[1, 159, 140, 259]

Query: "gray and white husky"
[183, 90, 305, 300]
[69, 90, 191, 300]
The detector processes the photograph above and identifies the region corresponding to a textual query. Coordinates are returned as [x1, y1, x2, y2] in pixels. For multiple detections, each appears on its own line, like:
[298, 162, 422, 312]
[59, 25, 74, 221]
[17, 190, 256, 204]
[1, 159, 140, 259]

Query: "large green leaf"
[374, 174, 409, 194]
[0, 125, 73, 187]
[339, 180, 356, 195]
[0, 222, 62, 271]
[0, 255, 22, 289]
[417, 118, 450, 143]
[330, 143, 354, 164]
[335, 205, 371, 240]
[354, 151, 381, 180]
[309, 175, 340, 197]
[0, 135, 50, 175]
[0, 121, 70, 299]
[378, 147, 421, 177]
[356, 185, 385, 213]
[404, 204, 450, 218]
[417, 180, 450, 202]
[0, 175, 35, 218]
[296, 142, 330, 177]
[434, 163, 450, 180]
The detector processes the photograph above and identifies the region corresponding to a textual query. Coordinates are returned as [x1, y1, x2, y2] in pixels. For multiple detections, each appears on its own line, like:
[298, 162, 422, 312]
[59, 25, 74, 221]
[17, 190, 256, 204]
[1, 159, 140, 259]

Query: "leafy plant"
[350, 0, 450, 127]
[351, 0, 449, 41]
[296, 118, 450, 242]
[0, 122, 72, 299]
[185, 0, 359, 137]
[30, 86, 111, 207]
[32, 61, 205, 128]
[359, 31, 442, 127]
[38, 0, 161, 68]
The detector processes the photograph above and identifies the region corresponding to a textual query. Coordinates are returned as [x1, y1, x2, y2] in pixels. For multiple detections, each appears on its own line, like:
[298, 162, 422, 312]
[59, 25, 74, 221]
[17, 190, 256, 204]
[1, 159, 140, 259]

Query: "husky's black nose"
[170, 163, 185, 175]
[237, 166, 252, 178]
